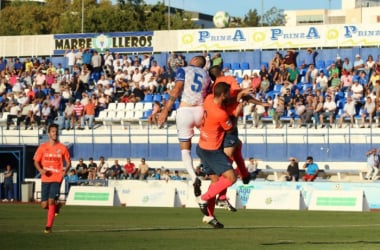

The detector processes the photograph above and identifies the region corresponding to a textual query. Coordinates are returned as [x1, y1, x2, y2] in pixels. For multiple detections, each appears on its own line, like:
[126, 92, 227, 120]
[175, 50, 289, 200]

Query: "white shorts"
[176, 106, 204, 141]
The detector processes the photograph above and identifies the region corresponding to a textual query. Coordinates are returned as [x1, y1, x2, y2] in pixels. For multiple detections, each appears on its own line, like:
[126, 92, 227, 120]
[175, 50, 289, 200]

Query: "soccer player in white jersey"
[158, 55, 211, 186]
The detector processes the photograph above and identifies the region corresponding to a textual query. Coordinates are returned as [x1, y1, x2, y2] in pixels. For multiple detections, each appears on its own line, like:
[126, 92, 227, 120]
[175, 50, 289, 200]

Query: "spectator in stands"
[75, 158, 88, 180]
[6, 100, 22, 130]
[251, 96, 266, 128]
[300, 94, 314, 128]
[63, 99, 74, 130]
[329, 72, 341, 91]
[365, 55, 375, 73]
[365, 148, 379, 180]
[211, 52, 223, 67]
[246, 157, 259, 180]
[108, 159, 123, 179]
[302, 156, 319, 182]
[137, 158, 149, 180]
[284, 157, 299, 182]
[97, 156, 109, 179]
[354, 54, 365, 74]
[369, 69, 380, 98]
[2, 164, 14, 202]
[273, 96, 285, 128]
[202, 51, 211, 71]
[287, 63, 299, 85]
[304, 48, 316, 68]
[319, 95, 336, 128]
[171, 170, 183, 180]
[259, 75, 270, 95]
[271, 51, 283, 69]
[64, 48, 76, 73]
[340, 69, 353, 93]
[81, 96, 96, 129]
[342, 58, 353, 73]
[65, 169, 79, 190]
[337, 96, 356, 128]
[360, 96, 376, 128]
[241, 74, 251, 89]
[250, 71, 261, 92]
[316, 70, 328, 94]
[351, 78, 364, 103]
[123, 158, 137, 179]
[87, 157, 97, 181]
[283, 49, 296, 69]
[161, 169, 171, 182]
[167, 52, 179, 72]
[153, 168, 162, 180]
[73, 99, 84, 129]
[305, 64, 318, 84]
[376, 96, 380, 128]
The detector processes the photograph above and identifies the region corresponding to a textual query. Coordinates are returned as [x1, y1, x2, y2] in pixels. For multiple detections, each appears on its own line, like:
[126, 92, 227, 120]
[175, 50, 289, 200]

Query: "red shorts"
[303, 174, 317, 181]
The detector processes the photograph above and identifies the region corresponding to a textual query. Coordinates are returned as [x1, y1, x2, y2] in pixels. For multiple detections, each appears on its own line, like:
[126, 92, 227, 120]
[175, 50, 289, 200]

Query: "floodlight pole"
[168, 0, 171, 30]
[81, 0, 84, 33]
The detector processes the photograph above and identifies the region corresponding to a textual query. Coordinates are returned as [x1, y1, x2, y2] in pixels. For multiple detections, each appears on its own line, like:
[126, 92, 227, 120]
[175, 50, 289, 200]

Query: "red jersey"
[214, 75, 241, 116]
[33, 142, 71, 182]
[123, 163, 136, 174]
[199, 94, 233, 150]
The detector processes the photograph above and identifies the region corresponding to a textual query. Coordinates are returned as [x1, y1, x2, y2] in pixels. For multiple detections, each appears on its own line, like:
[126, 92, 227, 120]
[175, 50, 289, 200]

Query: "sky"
[142, 0, 342, 17]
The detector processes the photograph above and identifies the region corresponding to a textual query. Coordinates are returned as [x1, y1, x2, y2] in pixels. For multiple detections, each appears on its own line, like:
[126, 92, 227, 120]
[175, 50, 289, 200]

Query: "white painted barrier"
[246, 190, 303, 210]
[308, 190, 369, 212]
[66, 186, 115, 206]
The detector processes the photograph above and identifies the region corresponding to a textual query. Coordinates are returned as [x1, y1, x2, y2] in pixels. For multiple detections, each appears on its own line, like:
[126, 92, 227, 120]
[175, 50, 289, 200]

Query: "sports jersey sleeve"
[175, 67, 186, 82]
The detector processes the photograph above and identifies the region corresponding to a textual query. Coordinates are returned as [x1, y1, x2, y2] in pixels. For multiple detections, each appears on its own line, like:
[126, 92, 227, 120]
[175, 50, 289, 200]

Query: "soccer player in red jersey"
[34, 124, 71, 233]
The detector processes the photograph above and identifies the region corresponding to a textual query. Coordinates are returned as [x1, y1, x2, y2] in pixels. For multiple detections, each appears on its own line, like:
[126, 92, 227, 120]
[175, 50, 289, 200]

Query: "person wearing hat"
[302, 156, 319, 182]
[354, 54, 365, 74]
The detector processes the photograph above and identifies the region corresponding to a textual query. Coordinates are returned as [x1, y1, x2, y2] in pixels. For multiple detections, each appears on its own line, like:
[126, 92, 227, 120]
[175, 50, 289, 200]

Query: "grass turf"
[1, 203, 380, 249]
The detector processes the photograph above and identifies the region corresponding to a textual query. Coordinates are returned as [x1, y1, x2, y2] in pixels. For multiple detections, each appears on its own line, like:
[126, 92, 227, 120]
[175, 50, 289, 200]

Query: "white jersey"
[175, 66, 210, 106]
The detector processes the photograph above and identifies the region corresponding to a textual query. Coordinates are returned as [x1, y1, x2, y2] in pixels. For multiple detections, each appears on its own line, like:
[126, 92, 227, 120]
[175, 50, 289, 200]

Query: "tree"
[262, 7, 285, 27]
[243, 9, 261, 27]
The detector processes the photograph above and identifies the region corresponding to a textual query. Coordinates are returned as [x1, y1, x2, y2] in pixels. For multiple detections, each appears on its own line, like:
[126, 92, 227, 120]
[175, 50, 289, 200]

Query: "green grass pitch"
[1, 203, 380, 249]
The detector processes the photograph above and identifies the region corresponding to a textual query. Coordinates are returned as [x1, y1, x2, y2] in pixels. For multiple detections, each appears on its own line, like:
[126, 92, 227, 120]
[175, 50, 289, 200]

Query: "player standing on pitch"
[34, 123, 71, 234]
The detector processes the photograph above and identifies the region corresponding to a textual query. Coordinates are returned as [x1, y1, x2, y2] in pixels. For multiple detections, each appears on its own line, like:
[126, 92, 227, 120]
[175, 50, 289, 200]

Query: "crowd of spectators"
[1, 48, 380, 130]
[238, 49, 380, 129]
[65, 156, 188, 188]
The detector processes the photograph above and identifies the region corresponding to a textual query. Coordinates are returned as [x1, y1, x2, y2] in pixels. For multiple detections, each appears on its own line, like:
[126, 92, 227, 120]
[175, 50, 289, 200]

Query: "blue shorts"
[196, 145, 233, 176]
[223, 133, 239, 148]
[41, 182, 61, 201]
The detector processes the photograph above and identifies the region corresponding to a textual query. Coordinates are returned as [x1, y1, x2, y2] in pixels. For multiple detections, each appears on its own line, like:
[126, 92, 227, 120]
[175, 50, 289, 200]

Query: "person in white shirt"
[360, 96, 376, 128]
[65, 48, 76, 73]
[351, 79, 363, 102]
[96, 75, 110, 87]
[319, 95, 336, 127]
[316, 70, 329, 93]
[337, 96, 356, 128]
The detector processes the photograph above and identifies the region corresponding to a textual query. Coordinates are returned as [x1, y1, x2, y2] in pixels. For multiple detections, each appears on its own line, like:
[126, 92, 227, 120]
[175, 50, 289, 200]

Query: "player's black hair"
[213, 81, 230, 97]
[209, 65, 222, 82]
[47, 123, 59, 133]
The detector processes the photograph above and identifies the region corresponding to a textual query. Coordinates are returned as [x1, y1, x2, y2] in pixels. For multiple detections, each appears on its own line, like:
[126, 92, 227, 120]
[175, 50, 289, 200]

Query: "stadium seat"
[143, 94, 153, 102]
[231, 62, 241, 70]
[143, 102, 153, 111]
[116, 102, 126, 111]
[125, 102, 135, 111]
[134, 102, 144, 111]
[153, 94, 162, 103]
[107, 102, 117, 111]
[241, 62, 250, 70]
[223, 63, 231, 69]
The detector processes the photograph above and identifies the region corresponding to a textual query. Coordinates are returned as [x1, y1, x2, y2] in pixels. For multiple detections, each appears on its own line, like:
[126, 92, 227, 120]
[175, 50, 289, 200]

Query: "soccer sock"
[46, 204, 56, 228]
[218, 188, 227, 201]
[233, 143, 250, 179]
[181, 149, 197, 180]
[207, 197, 216, 217]
[201, 176, 233, 201]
